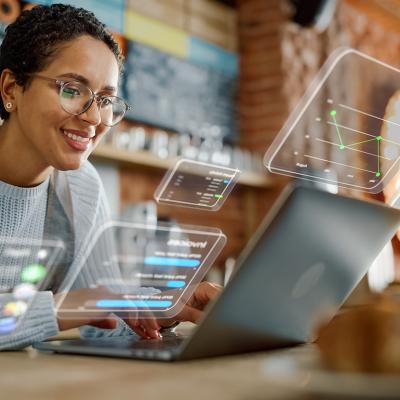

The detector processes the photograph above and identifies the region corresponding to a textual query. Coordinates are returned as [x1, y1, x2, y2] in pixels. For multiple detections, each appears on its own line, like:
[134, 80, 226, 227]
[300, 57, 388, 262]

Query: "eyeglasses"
[30, 74, 132, 127]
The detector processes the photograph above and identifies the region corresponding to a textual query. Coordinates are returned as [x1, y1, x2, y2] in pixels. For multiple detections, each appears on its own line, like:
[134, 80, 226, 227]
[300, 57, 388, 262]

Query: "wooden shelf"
[91, 144, 272, 188]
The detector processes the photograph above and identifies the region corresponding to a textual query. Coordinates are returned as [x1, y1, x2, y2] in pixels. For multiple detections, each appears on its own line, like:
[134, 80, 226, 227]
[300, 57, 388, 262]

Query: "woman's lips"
[61, 129, 93, 152]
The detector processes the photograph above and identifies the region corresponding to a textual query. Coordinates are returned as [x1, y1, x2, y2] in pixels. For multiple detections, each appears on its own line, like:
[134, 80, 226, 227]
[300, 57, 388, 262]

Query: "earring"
[5, 102, 12, 110]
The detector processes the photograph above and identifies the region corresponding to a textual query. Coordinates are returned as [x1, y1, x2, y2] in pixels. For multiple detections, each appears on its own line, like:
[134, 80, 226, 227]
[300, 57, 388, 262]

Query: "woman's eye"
[101, 97, 113, 107]
[61, 87, 80, 99]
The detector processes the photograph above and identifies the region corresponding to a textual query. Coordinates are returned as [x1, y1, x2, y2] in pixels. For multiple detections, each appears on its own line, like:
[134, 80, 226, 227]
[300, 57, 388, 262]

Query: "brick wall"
[116, 0, 400, 274]
[237, 0, 400, 278]
[238, 0, 287, 153]
[238, 0, 400, 154]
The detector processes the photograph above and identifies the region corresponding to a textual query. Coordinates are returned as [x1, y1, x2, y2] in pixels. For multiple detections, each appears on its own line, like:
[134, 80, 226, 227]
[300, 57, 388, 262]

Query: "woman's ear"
[0, 68, 20, 112]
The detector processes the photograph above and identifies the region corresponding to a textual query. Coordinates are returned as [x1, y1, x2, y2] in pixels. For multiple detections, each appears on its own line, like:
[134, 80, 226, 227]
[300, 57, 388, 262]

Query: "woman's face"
[14, 35, 119, 171]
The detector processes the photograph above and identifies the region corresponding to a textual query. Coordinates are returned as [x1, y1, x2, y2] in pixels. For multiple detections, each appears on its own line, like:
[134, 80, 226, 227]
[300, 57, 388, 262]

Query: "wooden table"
[0, 345, 312, 400]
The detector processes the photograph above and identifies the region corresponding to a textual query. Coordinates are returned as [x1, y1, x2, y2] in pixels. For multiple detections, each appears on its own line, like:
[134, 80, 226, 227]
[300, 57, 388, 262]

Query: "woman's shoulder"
[57, 162, 110, 241]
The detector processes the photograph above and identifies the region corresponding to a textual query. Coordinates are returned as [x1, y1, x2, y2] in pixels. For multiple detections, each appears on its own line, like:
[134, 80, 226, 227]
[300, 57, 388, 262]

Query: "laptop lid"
[178, 184, 400, 359]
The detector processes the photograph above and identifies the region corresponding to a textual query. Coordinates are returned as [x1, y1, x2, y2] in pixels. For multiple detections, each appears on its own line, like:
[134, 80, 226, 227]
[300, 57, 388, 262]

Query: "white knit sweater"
[0, 161, 135, 350]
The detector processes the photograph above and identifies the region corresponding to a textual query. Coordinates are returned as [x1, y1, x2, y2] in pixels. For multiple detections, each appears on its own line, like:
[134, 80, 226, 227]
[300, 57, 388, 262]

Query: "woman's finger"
[131, 323, 151, 339]
[174, 305, 203, 324]
[89, 318, 118, 330]
[137, 318, 161, 339]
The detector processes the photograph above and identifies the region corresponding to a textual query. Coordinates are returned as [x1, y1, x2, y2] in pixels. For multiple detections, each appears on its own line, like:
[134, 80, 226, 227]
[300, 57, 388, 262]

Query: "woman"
[0, 4, 220, 350]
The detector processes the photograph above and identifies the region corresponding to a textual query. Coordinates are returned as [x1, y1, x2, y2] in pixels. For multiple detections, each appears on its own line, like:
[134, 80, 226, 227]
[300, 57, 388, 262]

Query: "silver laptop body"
[33, 185, 400, 361]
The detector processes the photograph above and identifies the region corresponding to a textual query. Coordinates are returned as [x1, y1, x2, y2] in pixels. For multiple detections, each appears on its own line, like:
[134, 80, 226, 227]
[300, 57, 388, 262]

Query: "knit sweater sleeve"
[0, 161, 154, 347]
[0, 291, 58, 350]
[0, 177, 60, 350]
[0, 161, 124, 349]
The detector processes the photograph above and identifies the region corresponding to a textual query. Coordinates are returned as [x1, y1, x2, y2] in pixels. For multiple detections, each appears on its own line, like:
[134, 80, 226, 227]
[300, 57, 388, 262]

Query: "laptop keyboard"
[79, 331, 187, 361]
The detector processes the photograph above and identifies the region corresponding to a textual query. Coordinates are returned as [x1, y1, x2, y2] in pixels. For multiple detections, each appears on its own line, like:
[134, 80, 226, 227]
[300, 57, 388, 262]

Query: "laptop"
[33, 184, 400, 361]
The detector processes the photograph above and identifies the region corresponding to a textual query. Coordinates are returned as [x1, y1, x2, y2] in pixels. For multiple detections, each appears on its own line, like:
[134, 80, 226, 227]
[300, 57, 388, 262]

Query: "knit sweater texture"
[0, 161, 135, 349]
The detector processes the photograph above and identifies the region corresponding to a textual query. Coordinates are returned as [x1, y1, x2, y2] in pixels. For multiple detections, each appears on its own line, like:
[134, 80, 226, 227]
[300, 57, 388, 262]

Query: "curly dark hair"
[0, 3, 124, 120]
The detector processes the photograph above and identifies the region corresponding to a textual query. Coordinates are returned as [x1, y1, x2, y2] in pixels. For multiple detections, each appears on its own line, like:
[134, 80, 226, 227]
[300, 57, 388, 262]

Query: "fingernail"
[158, 332, 163, 339]
[150, 330, 160, 339]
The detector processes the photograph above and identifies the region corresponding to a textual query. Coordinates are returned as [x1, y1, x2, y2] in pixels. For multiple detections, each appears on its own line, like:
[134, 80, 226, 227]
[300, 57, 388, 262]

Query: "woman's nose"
[78, 98, 102, 126]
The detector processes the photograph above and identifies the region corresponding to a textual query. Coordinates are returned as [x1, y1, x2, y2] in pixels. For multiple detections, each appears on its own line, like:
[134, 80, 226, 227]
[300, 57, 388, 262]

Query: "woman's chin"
[55, 156, 87, 171]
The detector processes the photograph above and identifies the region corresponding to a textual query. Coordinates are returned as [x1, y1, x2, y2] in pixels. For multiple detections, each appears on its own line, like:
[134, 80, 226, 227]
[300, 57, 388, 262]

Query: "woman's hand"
[53, 281, 222, 338]
[159, 282, 222, 328]
[54, 287, 161, 339]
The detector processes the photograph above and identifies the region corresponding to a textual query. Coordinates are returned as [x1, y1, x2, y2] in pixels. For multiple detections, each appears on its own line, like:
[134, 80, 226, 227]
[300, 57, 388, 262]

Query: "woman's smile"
[61, 128, 96, 152]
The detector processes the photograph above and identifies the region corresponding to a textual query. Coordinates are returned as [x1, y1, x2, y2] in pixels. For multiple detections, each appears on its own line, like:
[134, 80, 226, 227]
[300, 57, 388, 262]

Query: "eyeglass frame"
[27, 73, 132, 127]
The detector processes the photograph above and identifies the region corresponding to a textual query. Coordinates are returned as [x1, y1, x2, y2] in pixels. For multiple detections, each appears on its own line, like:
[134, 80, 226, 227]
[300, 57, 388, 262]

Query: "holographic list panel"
[154, 159, 240, 211]
[55, 221, 226, 319]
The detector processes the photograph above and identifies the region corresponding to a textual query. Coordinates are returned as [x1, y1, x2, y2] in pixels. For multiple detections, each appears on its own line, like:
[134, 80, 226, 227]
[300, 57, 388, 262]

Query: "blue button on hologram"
[144, 257, 200, 268]
[96, 300, 172, 308]
[166, 280, 186, 288]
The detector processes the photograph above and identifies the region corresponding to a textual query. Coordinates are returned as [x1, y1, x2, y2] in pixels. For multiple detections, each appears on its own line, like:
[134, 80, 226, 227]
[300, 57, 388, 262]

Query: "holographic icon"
[21, 263, 46, 284]
[0, 317, 17, 334]
[4, 301, 28, 317]
[13, 283, 37, 300]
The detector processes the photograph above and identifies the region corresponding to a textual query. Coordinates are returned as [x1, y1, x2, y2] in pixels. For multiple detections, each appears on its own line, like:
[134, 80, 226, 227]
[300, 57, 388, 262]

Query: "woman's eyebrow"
[56, 72, 117, 92]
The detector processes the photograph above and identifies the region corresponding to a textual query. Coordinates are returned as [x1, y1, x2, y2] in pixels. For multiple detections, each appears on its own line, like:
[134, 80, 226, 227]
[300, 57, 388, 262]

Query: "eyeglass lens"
[59, 81, 126, 126]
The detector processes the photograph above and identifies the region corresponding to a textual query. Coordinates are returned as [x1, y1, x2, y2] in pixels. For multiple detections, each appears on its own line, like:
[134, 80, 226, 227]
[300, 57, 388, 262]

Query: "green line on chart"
[346, 138, 376, 148]
[376, 136, 382, 177]
[330, 110, 344, 149]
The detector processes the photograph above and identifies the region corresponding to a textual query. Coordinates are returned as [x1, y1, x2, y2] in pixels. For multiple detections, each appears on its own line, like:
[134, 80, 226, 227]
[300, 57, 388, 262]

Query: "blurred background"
[1, 0, 399, 291]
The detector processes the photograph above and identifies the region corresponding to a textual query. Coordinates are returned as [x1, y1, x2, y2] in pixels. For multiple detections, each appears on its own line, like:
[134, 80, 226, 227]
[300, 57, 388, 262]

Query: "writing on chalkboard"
[122, 41, 238, 142]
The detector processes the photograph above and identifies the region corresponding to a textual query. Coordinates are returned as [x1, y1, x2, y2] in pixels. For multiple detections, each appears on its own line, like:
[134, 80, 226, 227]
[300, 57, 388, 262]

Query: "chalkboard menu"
[122, 41, 238, 142]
